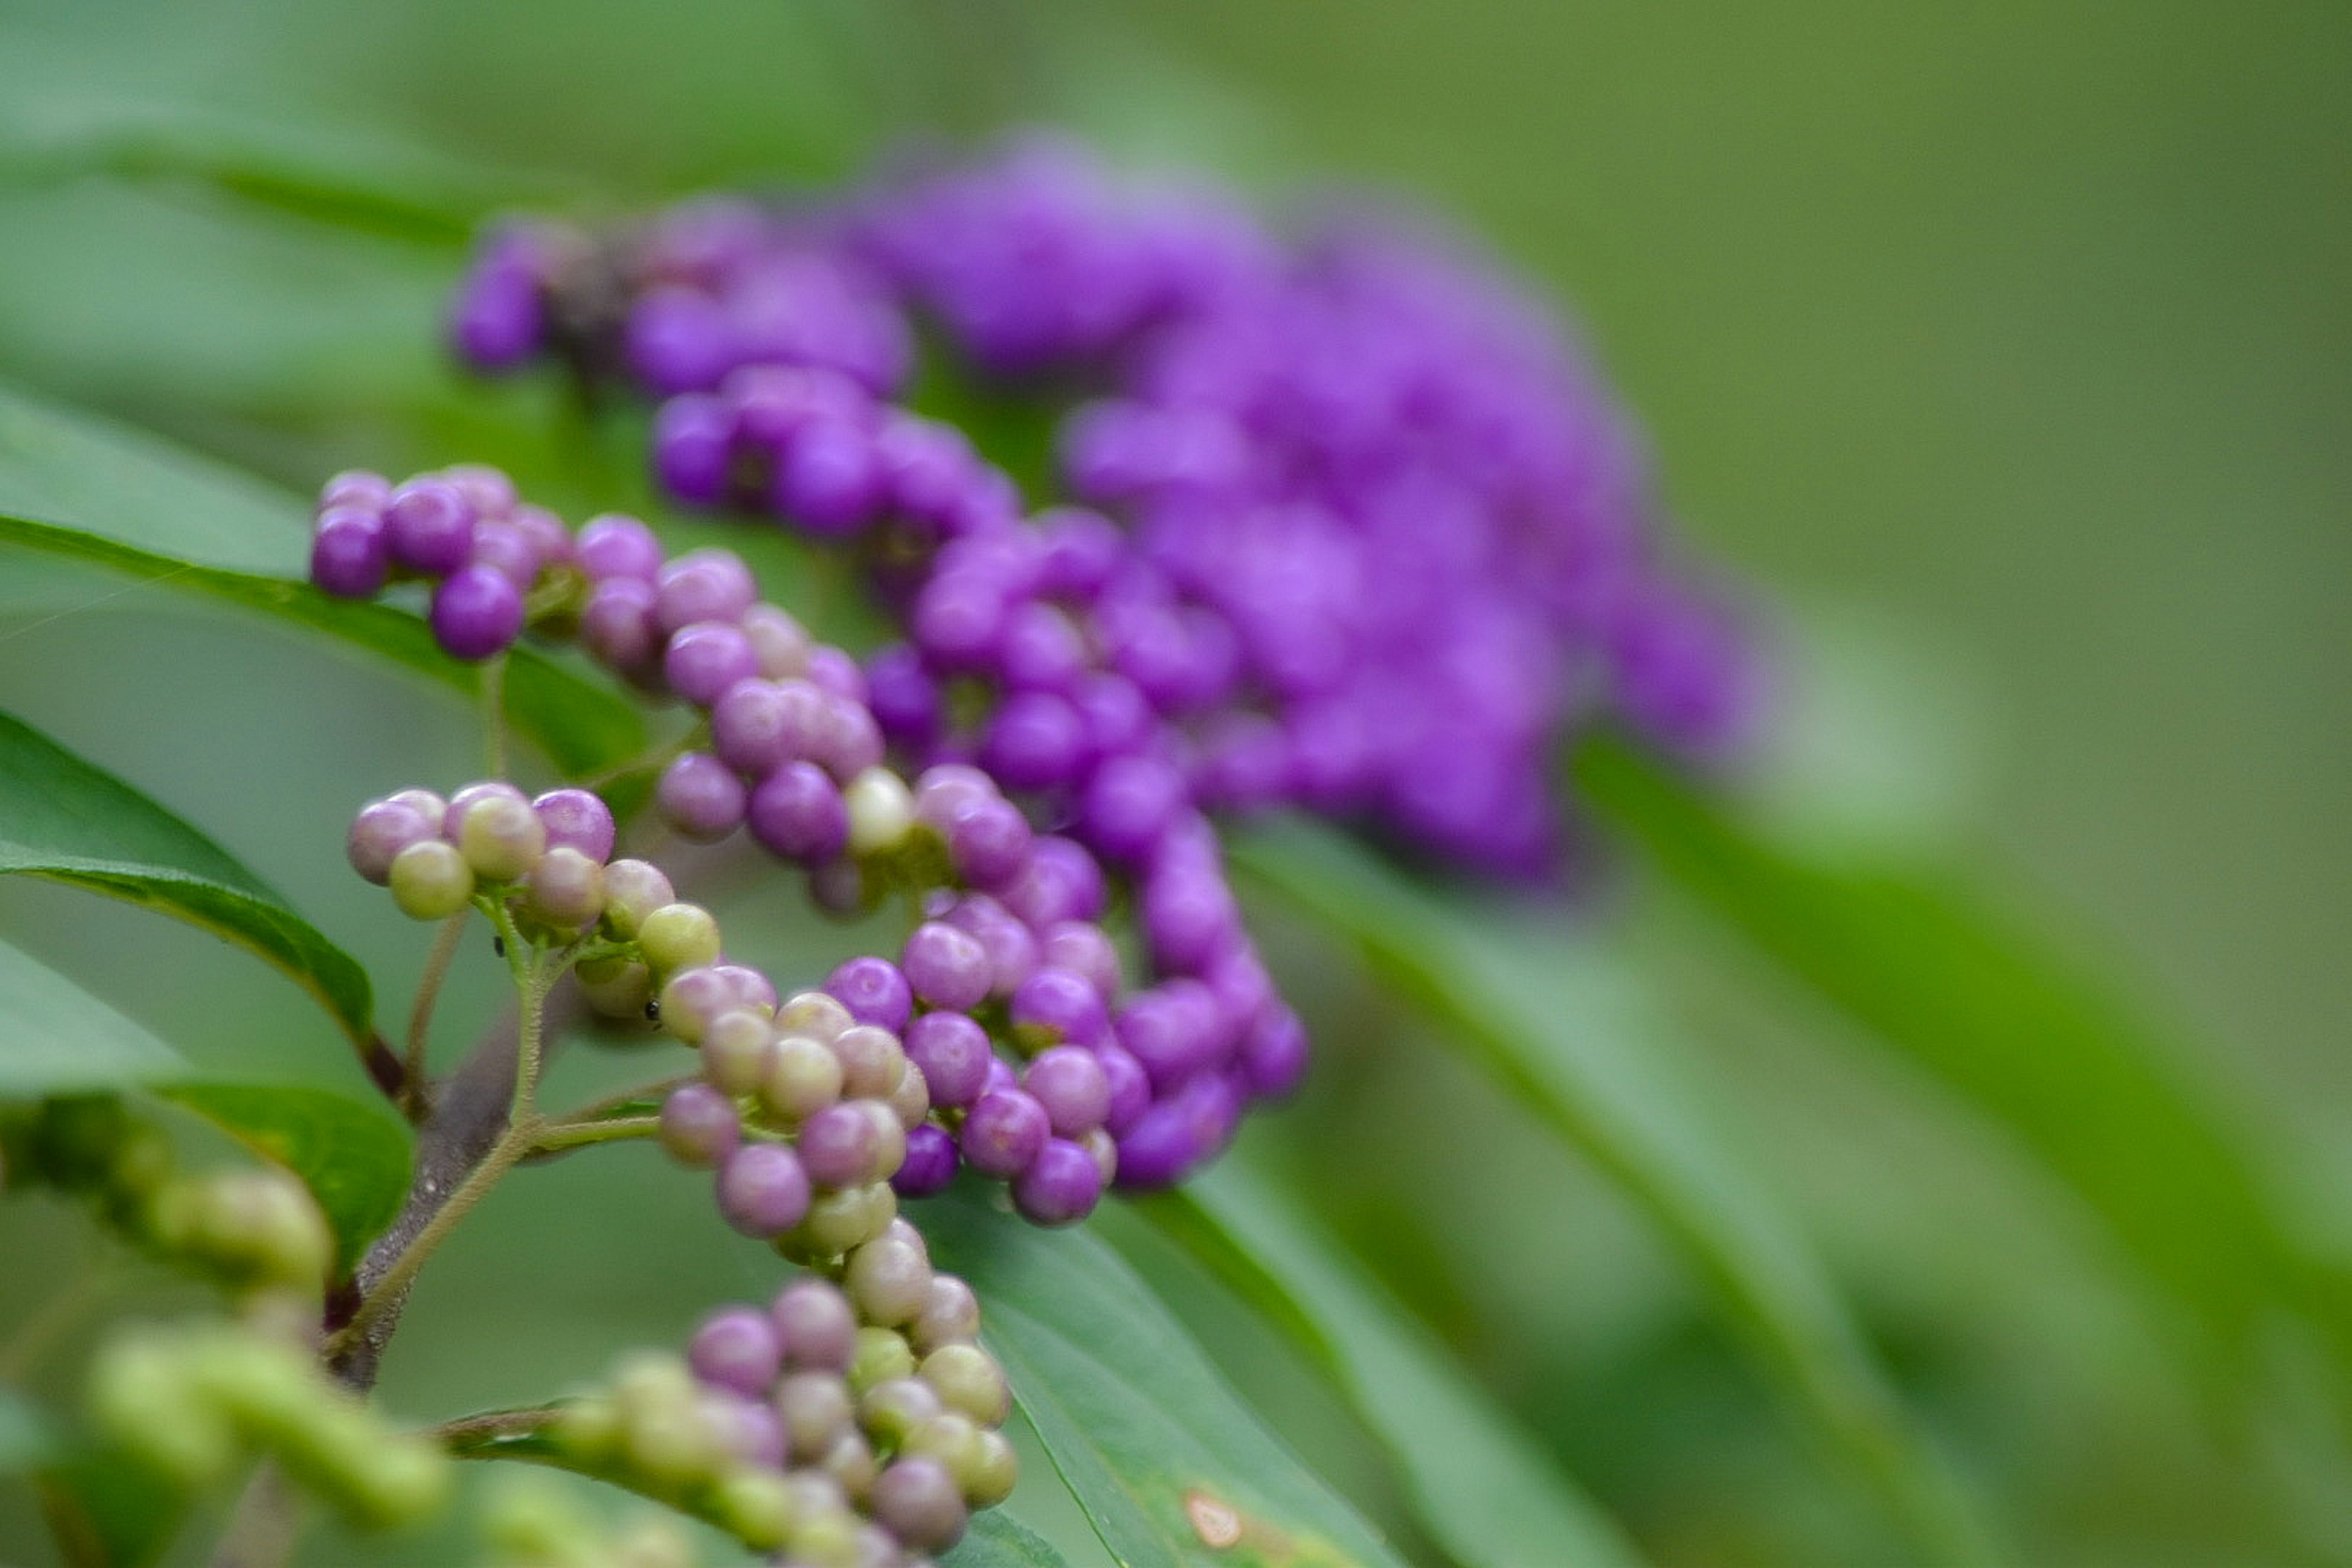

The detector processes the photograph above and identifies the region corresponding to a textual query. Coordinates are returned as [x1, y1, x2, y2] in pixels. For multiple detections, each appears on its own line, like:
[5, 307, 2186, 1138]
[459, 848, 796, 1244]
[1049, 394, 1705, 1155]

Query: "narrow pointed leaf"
[0, 105, 566, 245]
[1572, 731, 2328, 1371]
[0, 709, 377, 1067]
[925, 1188, 1410, 1568]
[0, 938, 189, 1096]
[1230, 818, 1997, 1568]
[1150, 1162, 1648, 1568]
[0, 381, 645, 777]
[155, 1082, 412, 1274]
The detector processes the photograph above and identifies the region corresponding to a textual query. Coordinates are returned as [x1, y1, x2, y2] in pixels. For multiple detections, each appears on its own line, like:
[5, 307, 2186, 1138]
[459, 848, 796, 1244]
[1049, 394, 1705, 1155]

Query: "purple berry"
[659, 1084, 742, 1168]
[653, 393, 736, 507]
[581, 577, 662, 671]
[576, 514, 665, 582]
[654, 549, 757, 633]
[429, 566, 524, 660]
[891, 1124, 959, 1199]
[665, 621, 760, 706]
[797, 1102, 883, 1189]
[943, 797, 1033, 889]
[980, 691, 1085, 791]
[825, 957, 913, 1034]
[383, 479, 476, 575]
[347, 796, 438, 884]
[899, 922, 990, 1013]
[773, 1280, 859, 1371]
[657, 751, 748, 841]
[959, 1090, 1048, 1179]
[532, 788, 616, 862]
[717, 1144, 812, 1237]
[1079, 753, 1188, 864]
[1012, 1137, 1104, 1226]
[1009, 967, 1108, 1052]
[1023, 1047, 1110, 1139]
[690, 1306, 782, 1396]
[1240, 1005, 1310, 1099]
[902, 1012, 992, 1110]
[1039, 921, 1120, 998]
[311, 510, 389, 598]
[777, 418, 883, 537]
[747, 761, 850, 864]
[712, 679, 827, 775]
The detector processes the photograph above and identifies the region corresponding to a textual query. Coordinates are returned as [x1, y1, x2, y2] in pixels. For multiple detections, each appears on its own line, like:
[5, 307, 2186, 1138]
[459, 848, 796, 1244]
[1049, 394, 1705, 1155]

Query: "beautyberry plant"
[2, 137, 1760, 1568]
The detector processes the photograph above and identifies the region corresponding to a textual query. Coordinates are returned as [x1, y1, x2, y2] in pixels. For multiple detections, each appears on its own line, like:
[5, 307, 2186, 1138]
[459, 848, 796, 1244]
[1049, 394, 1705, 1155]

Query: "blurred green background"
[1, 2, 2346, 1565]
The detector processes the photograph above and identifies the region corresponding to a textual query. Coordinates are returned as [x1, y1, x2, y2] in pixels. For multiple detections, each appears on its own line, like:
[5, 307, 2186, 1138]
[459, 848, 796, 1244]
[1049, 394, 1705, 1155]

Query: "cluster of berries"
[1, 1095, 333, 1295]
[86, 1321, 448, 1527]
[326, 480, 1305, 1200]
[309, 464, 580, 662]
[446, 140, 1760, 873]
[549, 1269, 1012, 1563]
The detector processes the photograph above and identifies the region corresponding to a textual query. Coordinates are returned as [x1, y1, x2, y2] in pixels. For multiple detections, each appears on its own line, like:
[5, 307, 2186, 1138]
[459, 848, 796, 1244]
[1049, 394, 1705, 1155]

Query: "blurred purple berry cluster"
[448, 139, 1760, 875]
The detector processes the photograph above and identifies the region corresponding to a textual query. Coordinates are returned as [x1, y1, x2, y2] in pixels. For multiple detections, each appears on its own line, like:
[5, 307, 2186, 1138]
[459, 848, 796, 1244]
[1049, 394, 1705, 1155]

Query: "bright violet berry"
[311, 510, 389, 599]
[899, 922, 990, 1013]
[430, 566, 524, 660]
[383, 478, 476, 575]
[958, 1090, 1047, 1180]
[1011, 1137, 1103, 1227]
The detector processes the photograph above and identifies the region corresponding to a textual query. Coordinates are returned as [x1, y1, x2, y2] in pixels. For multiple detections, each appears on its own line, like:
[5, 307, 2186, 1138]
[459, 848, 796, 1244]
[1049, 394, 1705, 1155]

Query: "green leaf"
[36, 1449, 187, 1568]
[924, 1188, 1409, 1568]
[0, 104, 565, 246]
[0, 380, 647, 778]
[1150, 1161, 1648, 1568]
[154, 1082, 412, 1275]
[1229, 818, 1998, 1568]
[944, 1509, 1076, 1568]
[0, 938, 189, 1096]
[0, 708, 380, 1071]
[1572, 732, 2326, 1373]
[0, 1385, 59, 1476]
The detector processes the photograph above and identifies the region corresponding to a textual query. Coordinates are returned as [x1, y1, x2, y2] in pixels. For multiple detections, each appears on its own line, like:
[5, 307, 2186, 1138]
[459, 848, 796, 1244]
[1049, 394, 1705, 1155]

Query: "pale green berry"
[908, 1275, 981, 1355]
[965, 1426, 1019, 1507]
[775, 989, 853, 1042]
[848, 1326, 916, 1396]
[857, 1376, 944, 1447]
[701, 1009, 780, 1096]
[758, 1035, 843, 1124]
[820, 1429, 877, 1502]
[920, 1344, 1011, 1426]
[901, 1411, 983, 1482]
[846, 1235, 930, 1327]
[576, 959, 655, 1021]
[709, 1464, 797, 1549]
[635, 902, 722, 976]
[843, 767, 914, 856]
[458, 794, 548, 881]
[389, 839, 475, 920]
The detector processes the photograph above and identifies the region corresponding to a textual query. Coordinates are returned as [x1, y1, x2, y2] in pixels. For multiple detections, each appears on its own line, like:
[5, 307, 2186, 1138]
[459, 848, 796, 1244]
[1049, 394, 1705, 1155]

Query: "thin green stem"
[481, 652, 509, 778]
[526, 1114, 662, 1159]
[552, 1072, 696, 1126]
[327, 1112, 537, 1357]
[328, 914, 556, 1359]
[402, 909, 470, 1118]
